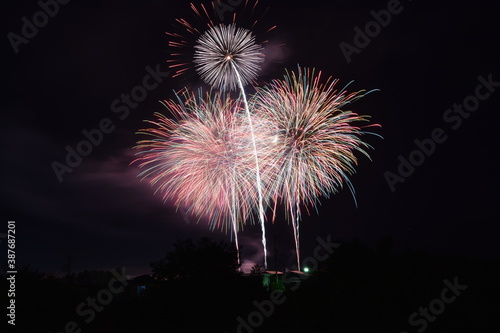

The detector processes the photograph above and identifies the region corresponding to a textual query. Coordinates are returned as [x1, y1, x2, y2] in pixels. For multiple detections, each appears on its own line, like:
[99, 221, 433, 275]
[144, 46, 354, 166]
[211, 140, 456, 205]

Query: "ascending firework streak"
[165, 0, 275, 268]
[251, 67, 380, 271]
[133, 91, 267, 266]
[193, 23, 269, 267]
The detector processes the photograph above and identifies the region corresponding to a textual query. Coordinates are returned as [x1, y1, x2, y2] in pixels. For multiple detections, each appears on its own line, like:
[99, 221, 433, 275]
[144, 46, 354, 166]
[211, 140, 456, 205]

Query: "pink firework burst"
[132, 90, 279, 266]
[250, 67, 381, 270]
[133, 91, 255, 231]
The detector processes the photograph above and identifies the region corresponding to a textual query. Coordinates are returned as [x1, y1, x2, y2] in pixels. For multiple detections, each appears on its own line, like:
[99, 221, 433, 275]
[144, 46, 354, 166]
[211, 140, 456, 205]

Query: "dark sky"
[2, 0, 499, 278]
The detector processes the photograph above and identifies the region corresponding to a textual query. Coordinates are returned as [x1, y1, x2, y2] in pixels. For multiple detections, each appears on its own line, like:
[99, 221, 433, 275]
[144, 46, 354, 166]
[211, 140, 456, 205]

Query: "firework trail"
[133, 91, 265, 265]
[250, 67, 380, 270]
[192, 22, 268, 266]
[193, 26, 268, 266]
[232, 61, 269, 268]
[165, 1, 275, 267]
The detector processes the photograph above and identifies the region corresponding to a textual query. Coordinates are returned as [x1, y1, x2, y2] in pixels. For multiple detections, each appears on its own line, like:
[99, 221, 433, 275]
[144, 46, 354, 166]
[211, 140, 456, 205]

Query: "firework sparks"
[194, 23, 264, 91]
[166, 2, 271, 268]
[250, 67, 380, 270]
[133, 90, 266, 264]
[192, 25, 268, 264]
[166, 0, 274, 87]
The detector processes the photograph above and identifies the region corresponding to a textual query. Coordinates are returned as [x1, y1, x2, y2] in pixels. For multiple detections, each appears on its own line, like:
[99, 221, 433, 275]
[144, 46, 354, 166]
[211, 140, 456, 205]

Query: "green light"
[303, 267, 309, 273]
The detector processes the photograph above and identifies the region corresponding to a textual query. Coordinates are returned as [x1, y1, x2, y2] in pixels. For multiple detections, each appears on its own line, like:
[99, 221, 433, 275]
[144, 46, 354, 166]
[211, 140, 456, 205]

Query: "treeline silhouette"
[2, 237, 498, 333]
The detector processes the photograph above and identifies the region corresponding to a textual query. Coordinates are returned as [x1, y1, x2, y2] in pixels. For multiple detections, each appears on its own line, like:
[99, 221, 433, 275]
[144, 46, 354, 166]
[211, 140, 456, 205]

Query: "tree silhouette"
[250, 263, 264, 275]
[151, 237, 240, 281]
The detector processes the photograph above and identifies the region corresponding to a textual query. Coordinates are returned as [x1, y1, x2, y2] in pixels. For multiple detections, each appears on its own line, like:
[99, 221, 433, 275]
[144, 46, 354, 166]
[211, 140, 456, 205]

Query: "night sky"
[2, 0, 499, 278]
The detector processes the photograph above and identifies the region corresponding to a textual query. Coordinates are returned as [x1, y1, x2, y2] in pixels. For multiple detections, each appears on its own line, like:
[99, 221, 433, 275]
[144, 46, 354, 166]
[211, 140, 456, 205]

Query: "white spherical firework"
[194, 23, 264, 91]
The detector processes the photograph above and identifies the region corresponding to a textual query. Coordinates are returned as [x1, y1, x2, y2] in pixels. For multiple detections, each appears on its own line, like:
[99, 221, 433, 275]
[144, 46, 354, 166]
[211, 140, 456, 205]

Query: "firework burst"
[194, 23, 264, 91]
[166, 0, 274, 89]
[250, 67, 380, 270]
[141, 0, 379, 271]
[133, 90, 276, 264]
[134, 91, 250, 227]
